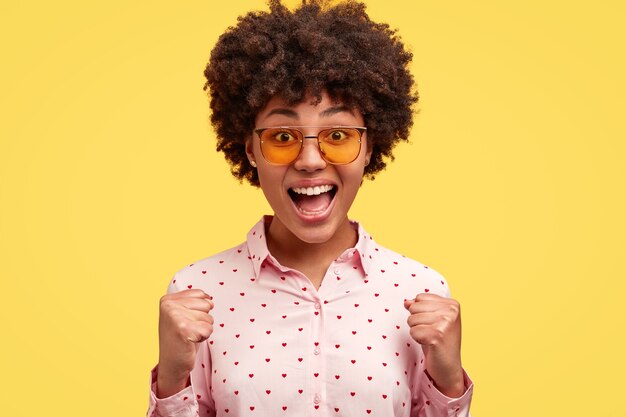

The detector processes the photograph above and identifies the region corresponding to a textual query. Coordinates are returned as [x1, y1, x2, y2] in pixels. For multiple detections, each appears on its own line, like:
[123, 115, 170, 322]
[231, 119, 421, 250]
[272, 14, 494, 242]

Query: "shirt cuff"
[423, 368, 474, 417]
[147, 365, 198, 417]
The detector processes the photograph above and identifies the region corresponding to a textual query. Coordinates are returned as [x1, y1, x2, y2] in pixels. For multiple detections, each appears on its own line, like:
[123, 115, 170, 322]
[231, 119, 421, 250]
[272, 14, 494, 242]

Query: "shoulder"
[165, 242, 250, 294]
[370, 242, 452, 298]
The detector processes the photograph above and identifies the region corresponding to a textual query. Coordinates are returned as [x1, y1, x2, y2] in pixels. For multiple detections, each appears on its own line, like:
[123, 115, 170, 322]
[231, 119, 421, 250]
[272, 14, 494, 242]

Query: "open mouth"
[288, 185, 337, 216]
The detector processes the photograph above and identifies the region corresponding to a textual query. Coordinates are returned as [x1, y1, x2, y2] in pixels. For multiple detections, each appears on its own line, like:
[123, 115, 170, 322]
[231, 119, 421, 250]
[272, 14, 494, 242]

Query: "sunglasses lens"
[259, 128, 302, 164]
[318, 128, 362, 164]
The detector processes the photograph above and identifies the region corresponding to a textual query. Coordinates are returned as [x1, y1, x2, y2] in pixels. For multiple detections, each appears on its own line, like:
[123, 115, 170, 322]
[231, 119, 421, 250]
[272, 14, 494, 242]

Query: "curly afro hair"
[203, 0, 418, 187]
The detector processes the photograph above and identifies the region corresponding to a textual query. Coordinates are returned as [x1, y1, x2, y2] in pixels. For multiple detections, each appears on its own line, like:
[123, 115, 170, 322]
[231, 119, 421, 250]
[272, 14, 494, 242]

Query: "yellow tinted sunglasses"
[254, 126, 366, 165]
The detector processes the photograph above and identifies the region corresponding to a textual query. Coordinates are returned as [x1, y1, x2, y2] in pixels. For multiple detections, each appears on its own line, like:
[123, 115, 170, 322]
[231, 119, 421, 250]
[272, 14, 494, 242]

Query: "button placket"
[310, 296, 324, 414]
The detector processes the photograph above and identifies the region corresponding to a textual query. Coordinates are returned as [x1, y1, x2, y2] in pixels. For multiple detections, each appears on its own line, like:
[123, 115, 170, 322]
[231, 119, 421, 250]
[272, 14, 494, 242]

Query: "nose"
[292, 136, 327, 172]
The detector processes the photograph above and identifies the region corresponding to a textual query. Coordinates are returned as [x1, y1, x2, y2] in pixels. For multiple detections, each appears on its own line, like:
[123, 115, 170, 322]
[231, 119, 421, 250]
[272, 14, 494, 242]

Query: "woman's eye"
[274, 131, 295, 142]
[329, 130, 347, 141]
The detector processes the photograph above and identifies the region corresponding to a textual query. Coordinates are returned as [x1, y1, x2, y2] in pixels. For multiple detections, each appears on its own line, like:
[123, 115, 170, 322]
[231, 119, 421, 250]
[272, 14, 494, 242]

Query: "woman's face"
[245, 91, 372, 245]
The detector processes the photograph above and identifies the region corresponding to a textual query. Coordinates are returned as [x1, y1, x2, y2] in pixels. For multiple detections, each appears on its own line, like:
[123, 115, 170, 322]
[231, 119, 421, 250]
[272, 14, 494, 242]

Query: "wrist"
[156, 365, 191, 399]
[426, 367, 465, 398]
[438, 378, 465, 398]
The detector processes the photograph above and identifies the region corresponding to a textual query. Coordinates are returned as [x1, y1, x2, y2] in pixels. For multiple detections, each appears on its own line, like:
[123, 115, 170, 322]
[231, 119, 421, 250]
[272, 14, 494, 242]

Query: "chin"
[292, 225, 338, 245]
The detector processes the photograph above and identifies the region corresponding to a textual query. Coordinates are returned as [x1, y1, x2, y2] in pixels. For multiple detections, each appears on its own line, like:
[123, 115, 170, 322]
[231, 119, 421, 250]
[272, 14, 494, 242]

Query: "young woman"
[147, 1, 473, 416]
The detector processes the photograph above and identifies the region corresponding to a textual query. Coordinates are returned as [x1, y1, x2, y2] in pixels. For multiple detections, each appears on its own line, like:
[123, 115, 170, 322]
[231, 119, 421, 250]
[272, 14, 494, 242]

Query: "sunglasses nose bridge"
[300, 135, 323, 153]
[293, 134, 327, 168]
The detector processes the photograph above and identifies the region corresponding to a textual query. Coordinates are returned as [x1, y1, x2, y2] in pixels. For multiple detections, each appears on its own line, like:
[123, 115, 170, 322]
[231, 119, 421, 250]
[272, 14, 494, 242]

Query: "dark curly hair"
[203, 0, 418, 186]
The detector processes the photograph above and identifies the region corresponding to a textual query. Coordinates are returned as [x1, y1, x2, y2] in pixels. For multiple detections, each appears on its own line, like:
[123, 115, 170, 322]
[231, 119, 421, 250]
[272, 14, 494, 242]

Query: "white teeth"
[291, 184, 334, 195]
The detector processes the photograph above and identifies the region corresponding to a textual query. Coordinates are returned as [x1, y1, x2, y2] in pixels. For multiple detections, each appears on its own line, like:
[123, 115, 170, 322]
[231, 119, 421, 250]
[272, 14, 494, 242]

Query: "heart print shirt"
[147, 216, 473, 417]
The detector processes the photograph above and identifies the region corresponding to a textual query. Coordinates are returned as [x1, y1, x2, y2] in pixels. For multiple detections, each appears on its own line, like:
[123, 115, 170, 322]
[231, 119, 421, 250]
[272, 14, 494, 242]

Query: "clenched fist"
[404, 293, 465, 398]
[157, 289, 214, 398]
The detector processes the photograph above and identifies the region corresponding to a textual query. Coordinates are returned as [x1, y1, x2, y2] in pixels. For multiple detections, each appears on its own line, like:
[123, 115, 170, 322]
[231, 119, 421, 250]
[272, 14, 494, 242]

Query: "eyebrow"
[266, 108, 299, 119]
[319, 105, 355, 118]
[265, 105, 355, 120]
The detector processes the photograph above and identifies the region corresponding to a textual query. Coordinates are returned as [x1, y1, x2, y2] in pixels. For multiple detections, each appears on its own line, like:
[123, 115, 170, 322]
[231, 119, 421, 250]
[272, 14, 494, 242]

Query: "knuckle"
[433, 327, 445, 343]
[441, 313, 454, 325]
[160, 298, 176, 311]
[176, 320, 191, 335]
[448, 303, 460, 317]
[409, 327, 421, 342]
[192, 289, 207, 297]
[194, 323, 212, 342]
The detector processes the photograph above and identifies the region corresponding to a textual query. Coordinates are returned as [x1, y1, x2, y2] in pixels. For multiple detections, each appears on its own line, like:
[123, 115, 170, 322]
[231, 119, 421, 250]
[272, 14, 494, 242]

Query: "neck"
[265, 216, 357, 277]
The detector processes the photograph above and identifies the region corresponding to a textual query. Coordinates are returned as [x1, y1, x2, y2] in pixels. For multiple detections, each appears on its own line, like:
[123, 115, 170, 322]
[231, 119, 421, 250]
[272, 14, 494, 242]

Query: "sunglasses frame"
[254, 126, 367, 166]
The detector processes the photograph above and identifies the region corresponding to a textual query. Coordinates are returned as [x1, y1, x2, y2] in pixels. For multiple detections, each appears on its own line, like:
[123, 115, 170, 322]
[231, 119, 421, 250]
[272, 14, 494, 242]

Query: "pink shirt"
[147, 216, 473, 417]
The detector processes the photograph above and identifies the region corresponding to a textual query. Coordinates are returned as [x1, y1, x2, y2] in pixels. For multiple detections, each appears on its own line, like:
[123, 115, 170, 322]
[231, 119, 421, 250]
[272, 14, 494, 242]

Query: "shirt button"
[314, 394, 321, 404]
[314, 302, 321, 310]
[333, 268, 340, 275]
[314, 346, 321, 355]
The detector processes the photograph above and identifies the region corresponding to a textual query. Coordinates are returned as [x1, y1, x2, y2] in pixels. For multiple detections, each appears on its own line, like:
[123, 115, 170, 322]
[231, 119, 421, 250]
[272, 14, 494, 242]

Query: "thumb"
[403, 298, 414, 310]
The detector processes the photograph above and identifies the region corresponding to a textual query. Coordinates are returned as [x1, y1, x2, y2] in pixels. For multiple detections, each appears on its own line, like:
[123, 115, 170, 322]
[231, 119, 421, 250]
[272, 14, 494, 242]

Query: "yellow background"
[1, 0, 624, 416]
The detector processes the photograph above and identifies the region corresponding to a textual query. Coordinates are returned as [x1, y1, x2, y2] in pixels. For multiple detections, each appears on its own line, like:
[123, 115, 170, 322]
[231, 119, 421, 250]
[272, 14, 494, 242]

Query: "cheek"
[339, 167, 366, 193]
[256, 166, 287, 198]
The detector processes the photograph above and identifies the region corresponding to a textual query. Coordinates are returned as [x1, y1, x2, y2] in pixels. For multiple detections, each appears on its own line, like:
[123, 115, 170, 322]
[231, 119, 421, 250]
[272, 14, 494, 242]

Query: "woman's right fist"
[157, 289, 214, 398]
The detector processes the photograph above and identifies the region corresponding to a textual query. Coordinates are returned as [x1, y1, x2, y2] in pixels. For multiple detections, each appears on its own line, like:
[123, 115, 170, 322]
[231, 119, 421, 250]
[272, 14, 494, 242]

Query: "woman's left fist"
[404, 293, 465, 397]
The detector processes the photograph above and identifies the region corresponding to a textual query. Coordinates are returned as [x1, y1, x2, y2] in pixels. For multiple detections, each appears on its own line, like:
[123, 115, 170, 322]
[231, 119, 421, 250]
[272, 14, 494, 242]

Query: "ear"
[245, 136, 257, 167]
[364, 142, 373, 167]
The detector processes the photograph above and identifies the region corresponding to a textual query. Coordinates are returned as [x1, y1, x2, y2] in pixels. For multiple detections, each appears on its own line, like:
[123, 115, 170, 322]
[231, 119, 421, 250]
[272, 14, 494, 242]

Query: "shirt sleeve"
[146, 365, 197, 417]
[146, 274, 216, 417]
[410, 365, 474, 417]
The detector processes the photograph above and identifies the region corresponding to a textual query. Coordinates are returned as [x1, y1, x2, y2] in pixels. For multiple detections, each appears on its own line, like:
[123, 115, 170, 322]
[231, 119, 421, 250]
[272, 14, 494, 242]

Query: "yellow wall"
[1, 1, 624, 416]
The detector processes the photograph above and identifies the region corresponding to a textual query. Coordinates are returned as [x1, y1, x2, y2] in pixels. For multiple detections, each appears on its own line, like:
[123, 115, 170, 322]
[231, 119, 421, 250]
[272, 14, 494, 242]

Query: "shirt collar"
[245, 216, 273, 279]
[353, 221, 376, 276]
[245, 215, 377, 280]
